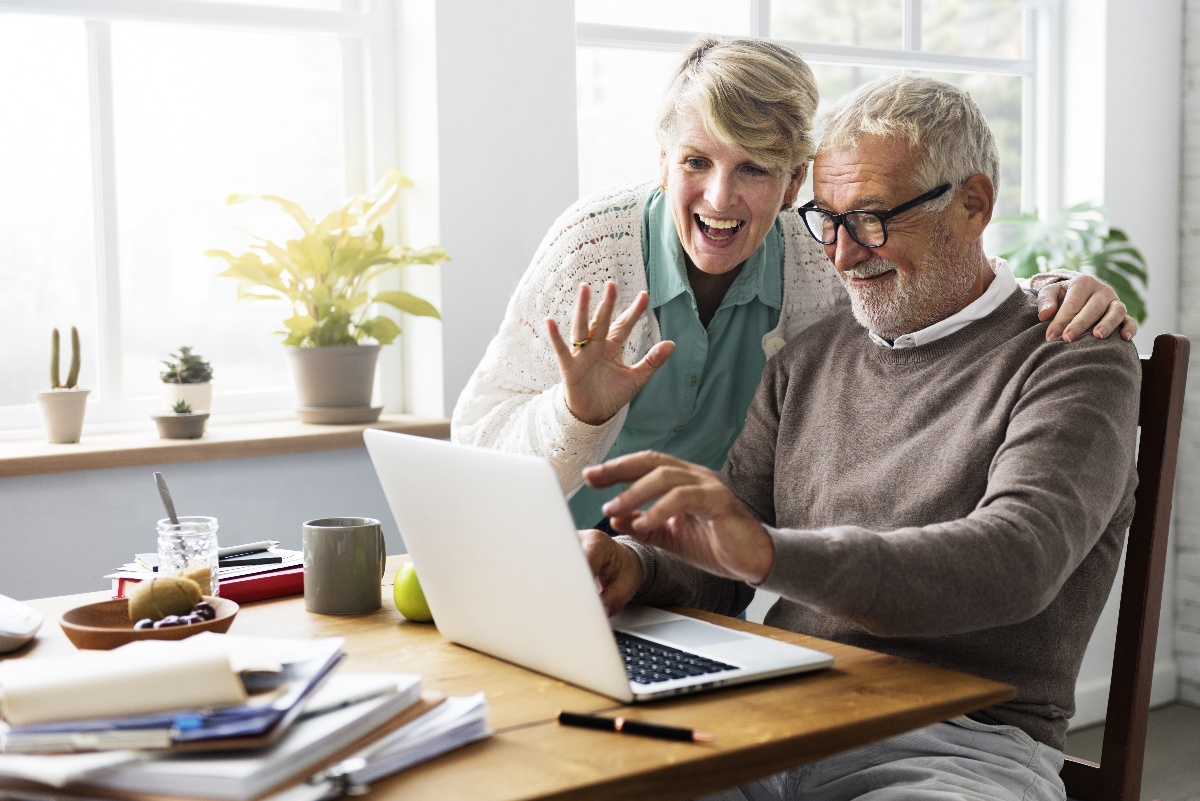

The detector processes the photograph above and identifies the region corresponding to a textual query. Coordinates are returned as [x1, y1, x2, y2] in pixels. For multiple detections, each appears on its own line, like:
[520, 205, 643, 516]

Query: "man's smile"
[843, 261, 898, 284]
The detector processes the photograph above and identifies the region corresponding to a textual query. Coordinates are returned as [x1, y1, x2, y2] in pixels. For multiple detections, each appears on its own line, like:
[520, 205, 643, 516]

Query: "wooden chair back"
[1061, 333, 1190, 801]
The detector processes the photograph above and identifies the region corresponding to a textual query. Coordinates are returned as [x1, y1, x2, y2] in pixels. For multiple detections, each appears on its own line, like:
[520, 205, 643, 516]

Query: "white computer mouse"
[0, 593, 42, 654]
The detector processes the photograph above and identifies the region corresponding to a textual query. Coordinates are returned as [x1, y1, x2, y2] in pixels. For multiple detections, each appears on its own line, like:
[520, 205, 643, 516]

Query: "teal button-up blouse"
[568, 188, 783, 528]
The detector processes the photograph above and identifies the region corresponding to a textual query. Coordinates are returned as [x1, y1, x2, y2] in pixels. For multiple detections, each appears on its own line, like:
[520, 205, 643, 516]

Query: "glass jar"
[156, 516, 219, 596]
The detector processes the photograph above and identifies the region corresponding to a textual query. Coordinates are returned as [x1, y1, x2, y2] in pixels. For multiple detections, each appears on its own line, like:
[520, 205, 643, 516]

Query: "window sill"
[0, 414, 450, 478]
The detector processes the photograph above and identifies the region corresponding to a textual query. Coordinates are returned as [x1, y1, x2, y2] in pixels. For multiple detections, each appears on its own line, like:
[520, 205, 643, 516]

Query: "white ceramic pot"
[161, 382, 213, 413]
[35, 388, 91, 444]
[285, 345, 381, 409]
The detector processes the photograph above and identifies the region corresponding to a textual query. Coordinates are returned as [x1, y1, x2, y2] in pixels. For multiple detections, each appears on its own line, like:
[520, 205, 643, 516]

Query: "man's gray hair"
[658, 37, 819, 171]
[819, 74, 999, 211]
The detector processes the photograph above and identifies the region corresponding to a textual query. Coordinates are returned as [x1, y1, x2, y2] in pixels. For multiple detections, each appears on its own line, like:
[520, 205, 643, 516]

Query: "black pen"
[556, 711, 715, 743]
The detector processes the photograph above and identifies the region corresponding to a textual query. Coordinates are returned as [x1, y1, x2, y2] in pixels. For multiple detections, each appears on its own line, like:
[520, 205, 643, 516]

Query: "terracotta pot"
[151, 412, 209, 439]
[160, 382, 213, 413]
[35, 388, 91, 444]
[285, 345, 380, 409]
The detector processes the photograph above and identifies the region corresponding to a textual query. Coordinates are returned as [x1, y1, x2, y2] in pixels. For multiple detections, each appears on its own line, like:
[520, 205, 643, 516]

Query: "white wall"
[1063, 0, 1186, 727]
[428, 0, 580, 416]
[0, 450, 395, 601]
[1175, 0, 1200, 706]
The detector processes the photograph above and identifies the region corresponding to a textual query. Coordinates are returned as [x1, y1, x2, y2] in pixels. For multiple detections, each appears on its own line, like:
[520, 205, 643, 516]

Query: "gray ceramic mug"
[303, 517, 386, 615]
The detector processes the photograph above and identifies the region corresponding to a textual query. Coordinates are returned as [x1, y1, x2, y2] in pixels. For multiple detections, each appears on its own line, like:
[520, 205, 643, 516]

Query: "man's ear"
[783, 163, 808, 208]
[958, 173, 994, 237]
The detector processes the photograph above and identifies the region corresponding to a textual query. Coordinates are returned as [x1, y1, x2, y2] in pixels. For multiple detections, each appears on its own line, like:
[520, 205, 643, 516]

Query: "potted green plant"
[995, 202, 1149, 322]
[205, 171, 449, 424]
[152, 398, 209, 440]
[160, 345, 214, 413]
[35, 326, 90, 444]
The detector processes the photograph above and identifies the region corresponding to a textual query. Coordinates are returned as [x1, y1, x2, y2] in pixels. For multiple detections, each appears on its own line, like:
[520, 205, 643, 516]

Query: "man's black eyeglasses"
[798, 183, 953, 248]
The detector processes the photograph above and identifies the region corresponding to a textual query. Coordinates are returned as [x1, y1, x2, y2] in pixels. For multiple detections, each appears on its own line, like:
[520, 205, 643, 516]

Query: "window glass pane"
[190, 0, 348, 9]
[110, 24, 345, 402]
[771, 1, 902, 49]
[577, 47, 680, 198]
[924, 70, 1024, 219]
[0, 16, 97, 408]
[922, 0, 1024, 59]
[576, 0, 751, 35]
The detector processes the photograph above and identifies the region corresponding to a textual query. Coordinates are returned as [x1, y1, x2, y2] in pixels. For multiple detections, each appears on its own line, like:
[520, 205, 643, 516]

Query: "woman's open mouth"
[696, 214, 744, 242]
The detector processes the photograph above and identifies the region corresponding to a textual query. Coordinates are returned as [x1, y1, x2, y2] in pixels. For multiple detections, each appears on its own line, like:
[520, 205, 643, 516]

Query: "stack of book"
[107, 542, 305, 604]
[0, 635, 492, 800]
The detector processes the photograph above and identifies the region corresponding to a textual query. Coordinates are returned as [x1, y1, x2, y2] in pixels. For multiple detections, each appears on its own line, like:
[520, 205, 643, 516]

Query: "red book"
[113, 566, 305, 604]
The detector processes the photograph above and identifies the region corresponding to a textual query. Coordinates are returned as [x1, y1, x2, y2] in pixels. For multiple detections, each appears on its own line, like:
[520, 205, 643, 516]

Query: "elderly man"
[581, 74, 1141, 800]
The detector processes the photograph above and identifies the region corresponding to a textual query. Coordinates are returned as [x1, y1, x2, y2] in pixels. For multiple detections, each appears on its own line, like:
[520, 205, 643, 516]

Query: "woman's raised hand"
[546, 281, 675, 426]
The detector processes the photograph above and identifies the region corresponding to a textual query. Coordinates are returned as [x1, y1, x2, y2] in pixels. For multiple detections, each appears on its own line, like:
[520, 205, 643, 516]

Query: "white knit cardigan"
[451, 181, 849, 496]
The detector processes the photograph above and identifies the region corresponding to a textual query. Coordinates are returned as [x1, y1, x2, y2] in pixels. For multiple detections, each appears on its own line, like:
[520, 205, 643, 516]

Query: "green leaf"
[228, 193, 316, 235]
[995, 204, 1148, 321]
[359, 315, 402, 345]
[214, 174, 447, 343]
[373, 290, 441, 319]
[283, 313, 316, 336]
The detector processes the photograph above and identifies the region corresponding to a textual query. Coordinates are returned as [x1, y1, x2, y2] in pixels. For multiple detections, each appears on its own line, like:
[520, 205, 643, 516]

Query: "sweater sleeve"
[450, 187, 653, 496]
[750, 339, 1141, 638]
[617, 536, 756, 618]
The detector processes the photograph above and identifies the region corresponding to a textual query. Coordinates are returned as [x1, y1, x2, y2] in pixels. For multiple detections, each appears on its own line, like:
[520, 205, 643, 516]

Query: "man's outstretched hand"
[582, 451, 774, 585]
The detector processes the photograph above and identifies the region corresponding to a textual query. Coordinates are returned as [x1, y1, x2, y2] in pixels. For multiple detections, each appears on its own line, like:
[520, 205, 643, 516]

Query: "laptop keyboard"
[614, 631, 738, 685]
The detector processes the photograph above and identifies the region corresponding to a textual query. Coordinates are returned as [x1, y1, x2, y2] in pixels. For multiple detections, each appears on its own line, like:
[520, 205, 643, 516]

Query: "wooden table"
[12, 558, 1014, 801]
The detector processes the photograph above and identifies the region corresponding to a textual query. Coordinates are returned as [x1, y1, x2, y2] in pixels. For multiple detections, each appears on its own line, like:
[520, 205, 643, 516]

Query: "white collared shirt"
[869, 258, 1018, 349]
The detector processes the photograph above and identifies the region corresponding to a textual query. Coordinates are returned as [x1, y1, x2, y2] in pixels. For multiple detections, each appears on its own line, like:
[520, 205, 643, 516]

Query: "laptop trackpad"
[626, 619, 749, 649]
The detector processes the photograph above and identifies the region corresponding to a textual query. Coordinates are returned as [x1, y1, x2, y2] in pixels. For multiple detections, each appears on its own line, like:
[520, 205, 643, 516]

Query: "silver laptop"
[364, 430, 832, 703]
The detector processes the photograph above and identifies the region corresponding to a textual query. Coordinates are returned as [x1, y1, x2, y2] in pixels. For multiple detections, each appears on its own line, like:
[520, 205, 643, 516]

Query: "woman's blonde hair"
[657, 37, 819, 171]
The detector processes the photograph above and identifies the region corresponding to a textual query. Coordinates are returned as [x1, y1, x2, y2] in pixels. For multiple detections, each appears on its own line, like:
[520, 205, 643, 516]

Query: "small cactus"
[50, 328, 60, 389]
[66, 327, 80, 389]
[50, 326, 81, 389]
[172, 398, 193, 414]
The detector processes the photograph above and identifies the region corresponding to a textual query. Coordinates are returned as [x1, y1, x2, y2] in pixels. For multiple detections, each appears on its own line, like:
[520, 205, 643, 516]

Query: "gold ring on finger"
[572, 337, 590, 349]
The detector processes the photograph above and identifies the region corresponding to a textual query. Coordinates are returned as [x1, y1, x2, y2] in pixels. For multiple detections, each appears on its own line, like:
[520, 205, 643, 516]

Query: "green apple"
[393, 562, 434, 623]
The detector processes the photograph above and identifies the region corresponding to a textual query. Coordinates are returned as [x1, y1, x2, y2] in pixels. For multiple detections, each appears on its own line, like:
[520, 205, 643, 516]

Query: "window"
[576, 0, 1052, 228]
[0, 0, 402, 435]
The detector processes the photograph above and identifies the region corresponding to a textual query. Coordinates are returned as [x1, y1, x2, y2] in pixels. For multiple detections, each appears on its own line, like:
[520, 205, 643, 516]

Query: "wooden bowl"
[59, 596, 238, 650]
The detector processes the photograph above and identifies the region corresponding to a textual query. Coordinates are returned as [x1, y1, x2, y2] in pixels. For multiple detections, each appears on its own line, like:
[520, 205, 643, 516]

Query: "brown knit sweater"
[625, 288, 1140, 749]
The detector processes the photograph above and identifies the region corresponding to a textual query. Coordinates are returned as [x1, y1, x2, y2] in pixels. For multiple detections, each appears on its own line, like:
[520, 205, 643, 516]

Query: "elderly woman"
[452, 37, 1133, 529]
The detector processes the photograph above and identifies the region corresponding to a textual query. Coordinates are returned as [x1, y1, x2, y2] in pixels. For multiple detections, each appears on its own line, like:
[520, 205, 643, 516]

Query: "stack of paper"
[0, 637, 492, 801]
[313, 692, 491, 792]
[0, 634, 343, 754]
[0, 675, 488, 801]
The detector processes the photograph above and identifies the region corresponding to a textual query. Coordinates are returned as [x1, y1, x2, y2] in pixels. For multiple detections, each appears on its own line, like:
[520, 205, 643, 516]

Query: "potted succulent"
[160, 346, 214, 413]
[152, 398, 209, 440]
[36, 326, 90, 444]
[205, 171, 449, 424]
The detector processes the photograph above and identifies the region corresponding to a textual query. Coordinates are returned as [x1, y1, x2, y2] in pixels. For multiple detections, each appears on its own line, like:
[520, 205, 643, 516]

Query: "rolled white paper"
[0, 646, 246, 727]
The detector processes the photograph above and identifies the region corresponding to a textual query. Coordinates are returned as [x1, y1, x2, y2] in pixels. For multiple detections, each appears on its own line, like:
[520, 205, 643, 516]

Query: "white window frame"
[575, 0, 1062, 216]
[0, 0, 406, 436]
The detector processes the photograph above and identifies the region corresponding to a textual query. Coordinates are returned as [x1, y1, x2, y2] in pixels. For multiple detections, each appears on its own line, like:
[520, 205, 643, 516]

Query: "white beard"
[839, 224, 980, 340]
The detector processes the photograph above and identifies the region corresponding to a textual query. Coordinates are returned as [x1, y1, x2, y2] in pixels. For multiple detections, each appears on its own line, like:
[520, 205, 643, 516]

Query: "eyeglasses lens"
[803, 209, 887, 247]
[845, 213, 886, 247]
